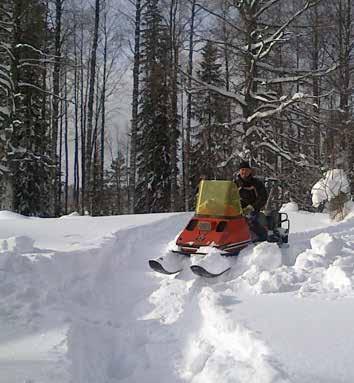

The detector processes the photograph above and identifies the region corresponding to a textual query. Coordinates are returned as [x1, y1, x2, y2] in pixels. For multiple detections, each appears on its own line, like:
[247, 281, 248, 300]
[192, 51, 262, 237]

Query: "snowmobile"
[149, 179, 289, 277]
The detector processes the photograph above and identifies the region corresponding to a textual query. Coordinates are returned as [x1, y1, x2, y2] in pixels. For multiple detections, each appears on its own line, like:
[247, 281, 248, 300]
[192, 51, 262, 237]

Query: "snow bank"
[232, 243, 290, 294]
[0, 210, 28, 220]
[234, 232, 354, 296]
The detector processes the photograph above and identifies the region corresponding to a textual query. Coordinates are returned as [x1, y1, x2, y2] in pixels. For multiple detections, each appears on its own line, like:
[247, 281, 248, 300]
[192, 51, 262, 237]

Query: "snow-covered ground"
[1, 208, 354, 383]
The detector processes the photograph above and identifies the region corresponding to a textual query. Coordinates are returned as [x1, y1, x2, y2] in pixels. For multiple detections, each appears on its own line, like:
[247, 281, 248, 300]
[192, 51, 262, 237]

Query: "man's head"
[239, 161, 252, 179]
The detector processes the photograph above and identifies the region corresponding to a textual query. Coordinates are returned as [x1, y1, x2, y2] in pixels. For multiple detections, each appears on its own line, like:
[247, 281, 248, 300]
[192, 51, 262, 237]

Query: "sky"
[62, 0, 134, 183]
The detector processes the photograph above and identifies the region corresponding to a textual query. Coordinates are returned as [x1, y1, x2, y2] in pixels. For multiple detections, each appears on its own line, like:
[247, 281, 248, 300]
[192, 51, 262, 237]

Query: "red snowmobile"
[149, 180, 289, 277]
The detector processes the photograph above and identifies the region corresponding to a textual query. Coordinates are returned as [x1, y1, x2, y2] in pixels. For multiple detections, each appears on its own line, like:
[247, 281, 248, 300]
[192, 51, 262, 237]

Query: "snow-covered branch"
[255, 63, 339, 85]
[244, 1, 319, 54]
[179, 67, 247, 107]
[0, 42, 15, 60]
[247, 93, 304, 124]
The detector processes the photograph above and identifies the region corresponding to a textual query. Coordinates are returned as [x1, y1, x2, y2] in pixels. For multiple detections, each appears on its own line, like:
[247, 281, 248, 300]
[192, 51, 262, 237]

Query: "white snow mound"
[294, 249, 329, 270]
[310, 233, 343, 256]
[247, 242, 282, 271]
[322, 265, 352, 292]
[294, 233, 342, 270]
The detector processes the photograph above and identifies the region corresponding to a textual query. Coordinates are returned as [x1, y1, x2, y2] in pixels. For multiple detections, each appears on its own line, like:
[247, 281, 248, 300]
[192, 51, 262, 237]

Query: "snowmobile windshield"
[195, 180, 242, 217]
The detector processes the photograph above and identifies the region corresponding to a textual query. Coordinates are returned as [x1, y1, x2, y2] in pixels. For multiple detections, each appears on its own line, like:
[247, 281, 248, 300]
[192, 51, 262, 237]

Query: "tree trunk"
[80, 19, 86, 214]
[58, 91, 63, 213]
[64, 66, 69, 214]
[73, 14, 80, 211]
[185, 0, 196, 211]
[100, 2, 108, 215]
[52, 0, 62, 216]
[129, 0, 142, 214]
[85, 0, 100, 214]
[169, 0, 179, 212]
[311, 4, 321, 163]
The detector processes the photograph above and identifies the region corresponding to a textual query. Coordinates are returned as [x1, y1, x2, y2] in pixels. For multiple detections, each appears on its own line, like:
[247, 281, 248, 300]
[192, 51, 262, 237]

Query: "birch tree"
[85, 0, 100, 213]
[52, 0, 63, 215]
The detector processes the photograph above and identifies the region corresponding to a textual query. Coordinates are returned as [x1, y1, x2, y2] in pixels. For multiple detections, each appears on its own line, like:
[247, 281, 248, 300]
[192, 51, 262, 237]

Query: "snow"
[247, 92, 304, 124]
[281, 201, 298, 212]
[1, 209, 354, 383]
[0, 211, 180, 251]
[312, 169, 350, 207]
[246, 242, 282, 271]
[190, 247, 233, 274]
[0, 210, 30, 220]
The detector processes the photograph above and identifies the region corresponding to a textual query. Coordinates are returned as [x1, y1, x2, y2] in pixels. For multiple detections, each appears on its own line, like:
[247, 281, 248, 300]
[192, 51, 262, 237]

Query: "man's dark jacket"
[234, 175, 268, 212]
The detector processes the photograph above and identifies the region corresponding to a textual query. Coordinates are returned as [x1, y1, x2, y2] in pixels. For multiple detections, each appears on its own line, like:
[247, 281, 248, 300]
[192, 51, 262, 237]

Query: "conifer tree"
[135, 0, 172, 213]
[0, 0, 15, 210]
[104, 151, 127, 215]
[190, 41, 229, 188]
[10, 0, 52, 216]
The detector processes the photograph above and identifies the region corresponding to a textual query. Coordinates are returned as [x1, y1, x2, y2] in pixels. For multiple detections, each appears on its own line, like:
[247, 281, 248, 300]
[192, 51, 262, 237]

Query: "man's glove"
[243, 205, 254, 215]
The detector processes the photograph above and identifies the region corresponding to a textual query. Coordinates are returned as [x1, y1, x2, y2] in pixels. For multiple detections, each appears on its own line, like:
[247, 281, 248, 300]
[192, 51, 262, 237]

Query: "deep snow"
[1, 208, 354, 383]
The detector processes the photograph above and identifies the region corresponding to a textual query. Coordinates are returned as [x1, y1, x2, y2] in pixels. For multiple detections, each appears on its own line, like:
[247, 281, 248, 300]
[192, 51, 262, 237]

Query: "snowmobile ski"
[148, 259, 182, 275]
[190, 265, 231, 278]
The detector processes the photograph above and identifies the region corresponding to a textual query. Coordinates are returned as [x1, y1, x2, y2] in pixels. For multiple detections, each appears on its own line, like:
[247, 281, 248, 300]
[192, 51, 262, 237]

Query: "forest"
[0, 0, 353, 217]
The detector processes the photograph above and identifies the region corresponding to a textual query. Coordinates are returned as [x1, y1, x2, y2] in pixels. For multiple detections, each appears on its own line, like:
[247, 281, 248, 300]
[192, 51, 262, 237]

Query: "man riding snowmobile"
[149, 173, 289, 276]
[234, 161, 268, 241]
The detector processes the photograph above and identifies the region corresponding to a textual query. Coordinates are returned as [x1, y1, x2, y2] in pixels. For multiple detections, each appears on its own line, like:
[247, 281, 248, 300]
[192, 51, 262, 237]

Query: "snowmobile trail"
[68, 214, 192, 383]
[65, 212, 292, 383]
